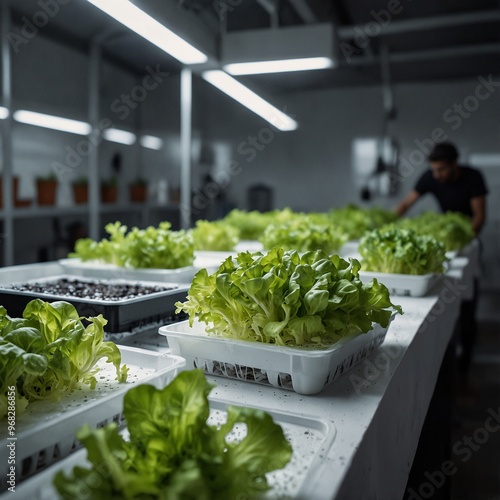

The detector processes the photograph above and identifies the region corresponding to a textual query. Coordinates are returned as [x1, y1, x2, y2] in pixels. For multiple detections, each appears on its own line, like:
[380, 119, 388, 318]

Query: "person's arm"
[394, 189, 421, 217]
[470, 195, 486, 235]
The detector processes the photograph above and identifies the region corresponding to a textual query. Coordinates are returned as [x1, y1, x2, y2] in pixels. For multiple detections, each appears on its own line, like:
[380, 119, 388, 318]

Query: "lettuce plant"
[260, 213, 347, 254]
[176, 246, 402, 347]
[359, 226, 447, 275]
[0, 300, 127, 418]
[54, 370, 292, 499]
[190, 219, 239, 251]
[395, 211, 474, 251]
[328, 204, 398, 240]
[70, 221, 194, 269]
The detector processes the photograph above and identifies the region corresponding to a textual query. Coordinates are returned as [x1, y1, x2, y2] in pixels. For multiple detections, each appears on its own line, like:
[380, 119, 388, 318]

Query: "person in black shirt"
[395, 141, 489, 377]
[395, 142, 488, 233]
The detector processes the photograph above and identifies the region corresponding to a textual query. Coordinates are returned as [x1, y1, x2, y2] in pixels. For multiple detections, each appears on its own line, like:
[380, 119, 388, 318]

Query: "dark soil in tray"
[6, 278, 177, 301]
[0, 277, 188, 333]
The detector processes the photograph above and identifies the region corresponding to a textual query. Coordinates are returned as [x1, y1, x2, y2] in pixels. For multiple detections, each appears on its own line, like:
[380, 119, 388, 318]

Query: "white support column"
[88, 41, 101, 240]
[1, 2, 14, 266]
[180, 68, 192, 230]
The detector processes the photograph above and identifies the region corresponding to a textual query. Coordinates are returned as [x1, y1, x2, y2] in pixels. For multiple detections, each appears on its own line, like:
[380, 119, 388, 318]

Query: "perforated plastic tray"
[160, 319, 391, 395]
[7, 396, 336, 500]
[0, 346, 185, 492]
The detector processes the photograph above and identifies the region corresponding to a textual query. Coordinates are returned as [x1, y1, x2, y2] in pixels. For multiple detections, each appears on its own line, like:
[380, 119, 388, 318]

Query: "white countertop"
[0, 253, 475, 499]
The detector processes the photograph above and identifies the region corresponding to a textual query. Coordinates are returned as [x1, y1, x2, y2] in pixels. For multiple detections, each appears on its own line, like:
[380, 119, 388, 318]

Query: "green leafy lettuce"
[70, 221, 194, 269]
[260, 213, 347, 254]
[54, 369, 292, 500]
[190, 219, 240, 251]
[222, 208, 296, 241]
[328, 204, 398, 240]
[358, 225, 448, 275]
[176, 246, 402, 347]
[0, 299, 127, 419]
[395, 211, 475, 251]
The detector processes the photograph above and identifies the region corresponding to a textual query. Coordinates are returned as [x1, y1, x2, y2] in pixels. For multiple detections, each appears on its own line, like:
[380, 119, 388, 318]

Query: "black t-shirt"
[414, 166, 488, 216]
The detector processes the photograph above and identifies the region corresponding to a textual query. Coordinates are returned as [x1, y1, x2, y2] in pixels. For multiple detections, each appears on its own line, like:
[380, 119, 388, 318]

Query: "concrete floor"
[451, 289, 500, 500]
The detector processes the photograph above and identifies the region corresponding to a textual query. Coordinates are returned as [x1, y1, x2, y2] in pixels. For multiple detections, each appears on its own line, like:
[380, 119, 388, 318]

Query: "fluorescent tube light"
[103, 128, 137, 145]
[140, 135, 164, 150]
[0, 106, 8, 119]
[202, 70, 298, 131]
[86, 0, 207, 65]
[224, 57, 334, 75]
[13, 110, 91, 135]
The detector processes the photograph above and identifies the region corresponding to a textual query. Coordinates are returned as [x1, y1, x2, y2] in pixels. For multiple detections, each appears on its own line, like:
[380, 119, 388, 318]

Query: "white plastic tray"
[339, 239, 360, 256]
[159, 319, 390, 395]
[193, 250, 236, 273]
[358, 270, 443, 297]
[234, 240, 264, 252]
[58, 258, 197, 283]
[7, 396, 336, 500]
[0, 346, 185, 491]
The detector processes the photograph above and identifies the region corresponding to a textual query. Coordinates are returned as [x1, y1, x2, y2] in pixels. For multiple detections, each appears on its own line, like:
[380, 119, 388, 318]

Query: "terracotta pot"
[36, 179, 58, 206]
[101, 185, 118, 203]
[129, 184, 147, 203]
[72, 184, 88, 204]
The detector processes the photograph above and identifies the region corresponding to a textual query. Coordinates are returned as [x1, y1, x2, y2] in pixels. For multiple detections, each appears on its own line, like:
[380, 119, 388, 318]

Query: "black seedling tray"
[0, 275, 189, 334]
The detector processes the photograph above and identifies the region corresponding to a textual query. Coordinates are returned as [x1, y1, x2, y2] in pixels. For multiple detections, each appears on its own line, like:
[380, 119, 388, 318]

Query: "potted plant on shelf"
[101, 176, 118, 204]
[129, 177, 148, 203]
[72, 177, 88, 204]
[36, 173, 58, 206]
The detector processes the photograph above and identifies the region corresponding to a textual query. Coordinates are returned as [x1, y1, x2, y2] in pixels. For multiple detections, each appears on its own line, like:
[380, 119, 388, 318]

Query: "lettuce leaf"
[54, 370, 292, 500]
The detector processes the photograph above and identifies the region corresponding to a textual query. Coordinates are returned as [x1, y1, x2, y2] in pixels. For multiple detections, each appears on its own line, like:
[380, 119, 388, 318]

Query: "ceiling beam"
[256, 0, 279, 28]
[343, 42, 500, 66]
[338, 9, 500, 39]
[288, 0, 318, 24]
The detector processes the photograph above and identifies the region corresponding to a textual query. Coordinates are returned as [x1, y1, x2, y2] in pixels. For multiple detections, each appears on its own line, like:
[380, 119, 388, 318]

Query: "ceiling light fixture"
[0, 106, 9, 119]
[202, 70, 298, 131]
[85, 0, 207, 65]
[140, 135, 164, 150]
[224, 56, 333, 75]
[103, 128, 136, 145]
[13, 110, 92, 135]
[221, 24, 335, 76]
